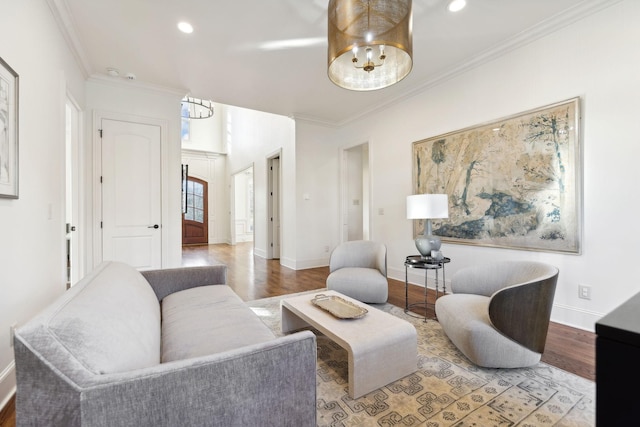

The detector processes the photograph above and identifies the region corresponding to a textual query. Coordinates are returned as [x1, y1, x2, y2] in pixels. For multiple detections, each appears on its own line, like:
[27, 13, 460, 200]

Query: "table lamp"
[407, 194, 449, 258]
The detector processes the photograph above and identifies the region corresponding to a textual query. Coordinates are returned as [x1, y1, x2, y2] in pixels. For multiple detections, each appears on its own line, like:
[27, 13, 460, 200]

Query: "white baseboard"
[550, 303, 602, 333]
[293, 257, 330, 270]
[253, 247, 267, 258]
[279, 257, 297, 270]
[0, 361, 15, 414]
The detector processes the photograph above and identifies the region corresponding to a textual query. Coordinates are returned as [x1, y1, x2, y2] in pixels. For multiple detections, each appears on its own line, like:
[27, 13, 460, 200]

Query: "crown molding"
[330, 0, 621, 128]
[45, 0, 92, 78]
[88, 74, 188, 98]
[181, 148, 225, 159]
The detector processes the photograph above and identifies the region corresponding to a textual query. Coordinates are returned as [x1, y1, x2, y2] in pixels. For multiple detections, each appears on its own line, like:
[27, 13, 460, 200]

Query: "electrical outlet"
[578, 285, 591, 300]
[10, 323, 17, 347]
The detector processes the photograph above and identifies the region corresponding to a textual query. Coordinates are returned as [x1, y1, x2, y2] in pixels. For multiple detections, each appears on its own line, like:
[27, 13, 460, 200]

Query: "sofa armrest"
[141, 265, 227, 301]
[83, 331, 317, 427]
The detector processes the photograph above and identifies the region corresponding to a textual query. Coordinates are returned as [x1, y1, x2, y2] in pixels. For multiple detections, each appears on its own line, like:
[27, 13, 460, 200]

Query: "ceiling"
[52, 0, 611, 126]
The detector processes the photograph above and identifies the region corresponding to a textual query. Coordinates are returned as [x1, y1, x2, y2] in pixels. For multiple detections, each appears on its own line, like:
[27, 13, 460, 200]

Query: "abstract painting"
[412, 97, 581, 253]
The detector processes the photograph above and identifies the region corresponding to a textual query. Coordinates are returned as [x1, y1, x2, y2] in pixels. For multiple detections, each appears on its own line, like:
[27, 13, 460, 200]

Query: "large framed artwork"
[0, 56, 18, 199]
[412, 97, 581, 254]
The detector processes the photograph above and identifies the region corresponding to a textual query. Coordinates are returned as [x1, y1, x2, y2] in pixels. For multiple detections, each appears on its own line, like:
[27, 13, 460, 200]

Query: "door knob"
[148, 224, 160, 229]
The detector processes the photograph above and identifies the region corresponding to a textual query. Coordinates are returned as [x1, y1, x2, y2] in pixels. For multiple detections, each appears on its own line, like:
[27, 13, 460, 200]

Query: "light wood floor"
[0, 242, 596, 427]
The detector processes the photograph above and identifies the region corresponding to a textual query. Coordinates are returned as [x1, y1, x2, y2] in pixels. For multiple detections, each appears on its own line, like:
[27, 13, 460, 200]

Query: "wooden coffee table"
[281, 290, 417, 399]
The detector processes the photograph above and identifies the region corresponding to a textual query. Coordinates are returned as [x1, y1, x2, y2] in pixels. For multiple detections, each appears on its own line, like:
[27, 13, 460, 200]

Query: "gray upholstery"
[326, 240, 388, 303]
[435, 260, 559, 368]
[161, 285, 275, 362]
[47, 261, 161, 374]
[14, 261, 317, 427]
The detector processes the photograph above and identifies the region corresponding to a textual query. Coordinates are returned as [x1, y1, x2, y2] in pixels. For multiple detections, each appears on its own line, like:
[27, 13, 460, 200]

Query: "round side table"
[404, 255, 450, 321]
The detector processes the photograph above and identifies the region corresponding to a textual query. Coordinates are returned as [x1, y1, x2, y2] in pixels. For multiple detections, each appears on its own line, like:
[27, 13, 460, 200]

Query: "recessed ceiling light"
[177, 21, 194, 34]
[259, 37, 325, 51]
[447, 0, 467, 12]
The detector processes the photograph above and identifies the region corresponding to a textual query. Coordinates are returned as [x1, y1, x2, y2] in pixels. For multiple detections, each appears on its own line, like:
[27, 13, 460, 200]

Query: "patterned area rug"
[247, 291, 595, 427]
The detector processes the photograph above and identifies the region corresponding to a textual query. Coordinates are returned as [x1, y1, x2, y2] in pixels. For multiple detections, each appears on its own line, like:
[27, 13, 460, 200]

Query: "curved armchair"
[326, 240, 388, 303]
[435, 261, 558, 368]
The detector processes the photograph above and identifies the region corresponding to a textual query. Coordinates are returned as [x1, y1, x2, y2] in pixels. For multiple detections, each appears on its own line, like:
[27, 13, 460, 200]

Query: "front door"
[101, 118, 162, 270]
[182, 176, 208, 245]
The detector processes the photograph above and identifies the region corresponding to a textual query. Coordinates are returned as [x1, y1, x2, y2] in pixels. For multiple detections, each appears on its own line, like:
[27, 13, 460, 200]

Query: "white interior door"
[101, 118, 162, 270]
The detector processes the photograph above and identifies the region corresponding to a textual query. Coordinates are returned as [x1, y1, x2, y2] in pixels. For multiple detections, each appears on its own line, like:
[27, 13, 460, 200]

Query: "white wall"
[181, 102, 225, 153]
[296, 1, 640, 332]
[0, 0, 86, 409]
[224, 105, 296, 264]
[295, 122, 342, 268]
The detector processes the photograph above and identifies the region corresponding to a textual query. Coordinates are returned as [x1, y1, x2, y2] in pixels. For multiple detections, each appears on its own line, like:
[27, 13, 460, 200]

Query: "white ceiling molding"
[45, 0, 92, 78]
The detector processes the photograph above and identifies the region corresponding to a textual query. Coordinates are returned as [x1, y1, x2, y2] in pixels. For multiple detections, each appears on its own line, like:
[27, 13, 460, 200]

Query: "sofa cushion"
[161, 285, 275, 362]
[47, 261, 161, 374]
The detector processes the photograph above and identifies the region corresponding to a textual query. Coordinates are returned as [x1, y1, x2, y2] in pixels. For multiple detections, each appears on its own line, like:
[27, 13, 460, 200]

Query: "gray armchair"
[326, 240, 388, 303]
[435, 261, 559, 368]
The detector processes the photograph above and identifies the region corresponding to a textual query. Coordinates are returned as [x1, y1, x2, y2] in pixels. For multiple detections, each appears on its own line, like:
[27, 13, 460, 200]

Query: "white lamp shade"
[406, 194, 449, 219]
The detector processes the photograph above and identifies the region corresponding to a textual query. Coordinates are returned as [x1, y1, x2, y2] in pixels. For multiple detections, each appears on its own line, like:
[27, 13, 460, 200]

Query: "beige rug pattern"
[247, 292, 595, 427]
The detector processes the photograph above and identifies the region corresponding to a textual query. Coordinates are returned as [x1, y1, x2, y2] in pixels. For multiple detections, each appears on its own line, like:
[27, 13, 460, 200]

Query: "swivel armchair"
[435, 260, 559, 368]
[326, 240, 388, 304]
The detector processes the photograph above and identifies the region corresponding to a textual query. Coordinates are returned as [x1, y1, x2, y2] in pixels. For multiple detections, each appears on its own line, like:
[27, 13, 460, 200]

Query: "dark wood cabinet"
[595, 291, 640, 425]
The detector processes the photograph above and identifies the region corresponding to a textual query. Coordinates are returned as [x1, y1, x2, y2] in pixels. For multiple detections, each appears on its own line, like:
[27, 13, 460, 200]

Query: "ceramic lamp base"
[415, 235, 442, 258]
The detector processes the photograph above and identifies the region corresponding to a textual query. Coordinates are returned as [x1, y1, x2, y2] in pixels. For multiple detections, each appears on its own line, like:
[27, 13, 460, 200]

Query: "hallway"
[181, 243, 328, 301]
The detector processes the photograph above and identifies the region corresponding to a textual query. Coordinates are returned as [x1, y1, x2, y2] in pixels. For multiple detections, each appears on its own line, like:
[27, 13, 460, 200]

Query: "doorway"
[267, 153, 281, 259]
[232, 166, 254, 244]
[341, 143, 370, 242]
[65, 96, 82, 287]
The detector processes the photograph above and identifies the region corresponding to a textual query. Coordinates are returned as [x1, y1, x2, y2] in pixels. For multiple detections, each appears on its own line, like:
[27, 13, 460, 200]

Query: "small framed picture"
[0, 56, 18, 199]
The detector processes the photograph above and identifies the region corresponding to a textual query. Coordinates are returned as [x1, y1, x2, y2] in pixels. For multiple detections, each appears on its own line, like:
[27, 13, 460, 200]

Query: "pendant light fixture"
[328, 0, 413, 91]
[181, 97, 214, 119]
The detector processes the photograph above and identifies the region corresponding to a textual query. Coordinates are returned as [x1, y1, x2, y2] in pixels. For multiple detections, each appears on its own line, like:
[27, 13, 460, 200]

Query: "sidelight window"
[184, 179, 204, 223]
